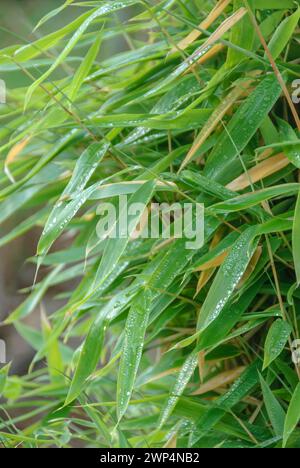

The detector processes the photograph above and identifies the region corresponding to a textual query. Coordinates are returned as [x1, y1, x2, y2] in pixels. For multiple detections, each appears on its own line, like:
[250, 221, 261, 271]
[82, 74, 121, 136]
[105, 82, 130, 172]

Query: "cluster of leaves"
[0, 0, 300, 448]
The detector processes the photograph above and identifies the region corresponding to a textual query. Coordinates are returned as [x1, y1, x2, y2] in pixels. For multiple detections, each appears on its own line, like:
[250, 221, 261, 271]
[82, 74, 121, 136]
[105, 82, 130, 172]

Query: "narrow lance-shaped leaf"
[263, 319, 292, 370]
[204, 74, 283, 184]
[68, 33, 102, 103]
[259, 373, 286, 437]
[283, 383, 300, 447]
[293, 190, 300, 285]
[91, 109, 212, 130]
[37, 141, 109, 258]
[226, 0, 255, 68]
[143, 8, 247, 100]
[41, 310, 64, 383]
[92, 180, 155, 290]
[158, 352, 198, 428]
[267, 7, 300, 61]
[65, 313, 109, 406]
[277, 119, 300, 168]
[117, 289, 152, 421]
[190, 361, 260, 445]
[14, 8, 96, 62]
[210, 184, 299, 213]
[197, 226, 260, 333]
[0, 363, 11, 396]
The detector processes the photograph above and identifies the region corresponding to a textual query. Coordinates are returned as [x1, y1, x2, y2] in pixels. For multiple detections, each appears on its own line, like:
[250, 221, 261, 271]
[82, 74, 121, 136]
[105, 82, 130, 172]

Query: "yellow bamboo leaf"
[164, 433, 177, 448]
[192, 367, 245, 395]
[196, 269, 215, 295]
[174, 0, 232, 52]
[4, 136, 31, 183]
[195, 250, 229, 271]
[179, 79, 252, 172]
[195, 228, 226, 295]
[226, 153, 289, 191]
[184, 43, 225, 73]
[238, 246, 262, 288]
[200, 7, 247, 49]
[177, 7, 247, 82]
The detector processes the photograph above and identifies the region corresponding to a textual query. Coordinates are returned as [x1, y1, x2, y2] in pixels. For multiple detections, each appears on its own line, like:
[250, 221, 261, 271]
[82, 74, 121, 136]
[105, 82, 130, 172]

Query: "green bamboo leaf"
[92, 180, 155, 290]
[197, 227, 260, 333]
[0, 363, 11, 396]
[204, 74, 283, 183]
[277, 119, 300, 168]
[263, 319, 292, 370]
[65, 313, 109, 406]
[41, 311, 64, 383]
[283, 383, 300, 447]
[89, 180, 176, 200]
[226, 0, 255, 68]
[92, 109, 212, 130]
[68, 33, 102, 103]
[123, 76, 200, 145]
[37, 141, 109, 257]
[267, 8, 300, 61]
[158, 352, 198, 428]
[259, 374, 286, 437]
[293, 190, 300, 285]
[195, 280, 262, 351]
[117, 289, 152, 420]
[190, 361, 261, 445]
[210, 184, 299, 213]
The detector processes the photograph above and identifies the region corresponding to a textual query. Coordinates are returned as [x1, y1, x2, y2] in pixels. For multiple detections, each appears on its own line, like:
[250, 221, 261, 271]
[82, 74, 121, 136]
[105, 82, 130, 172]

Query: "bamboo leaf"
[65, 313, 109, 406]
[92, 180, 155, 290]
[204, 74, 283, 183]
[263, 319, 292, 370]
[68, 33, 102, 103]
[260, 374, 285, 437]
[0, 364, 11, 396]
[293, 190, 300, 285]
[117, 289, 152, 420]
[283, 383, 300, 447]
[267, 8, 300, 61]
[37, 141, 109, 257]
[197, 227, 260, 333]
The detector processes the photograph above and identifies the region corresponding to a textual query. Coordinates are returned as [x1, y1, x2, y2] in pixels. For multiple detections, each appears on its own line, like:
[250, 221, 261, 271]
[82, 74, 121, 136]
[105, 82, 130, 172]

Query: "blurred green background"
[0, 0, 74, 47]
[0, 0, 89, 371]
